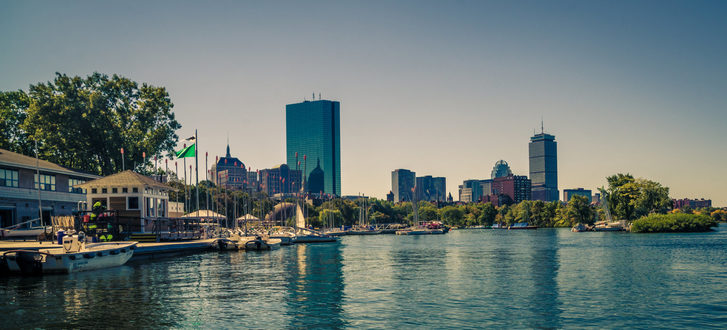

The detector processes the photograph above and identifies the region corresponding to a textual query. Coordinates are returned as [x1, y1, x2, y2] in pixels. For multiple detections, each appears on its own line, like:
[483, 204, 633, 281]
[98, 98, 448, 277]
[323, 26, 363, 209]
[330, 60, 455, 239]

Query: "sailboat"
[291, 203, 337, 243]
[348, 196, 381, 235]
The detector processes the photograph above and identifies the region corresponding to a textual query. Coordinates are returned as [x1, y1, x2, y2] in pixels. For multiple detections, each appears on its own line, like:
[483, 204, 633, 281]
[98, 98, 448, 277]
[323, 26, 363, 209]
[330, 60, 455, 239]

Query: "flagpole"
[205, 152, 209, 214]
[195, 129, 199, 214]
[183, 144, 187, 214]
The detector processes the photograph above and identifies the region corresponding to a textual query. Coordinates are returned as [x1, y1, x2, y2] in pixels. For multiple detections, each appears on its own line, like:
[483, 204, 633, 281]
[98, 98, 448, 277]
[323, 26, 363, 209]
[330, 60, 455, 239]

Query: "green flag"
[176, 143, 195, 158]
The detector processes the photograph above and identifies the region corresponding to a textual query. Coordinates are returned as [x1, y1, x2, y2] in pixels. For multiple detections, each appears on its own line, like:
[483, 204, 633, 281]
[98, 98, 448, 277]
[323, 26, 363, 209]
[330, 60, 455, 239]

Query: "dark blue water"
[2, 224, 726, 328]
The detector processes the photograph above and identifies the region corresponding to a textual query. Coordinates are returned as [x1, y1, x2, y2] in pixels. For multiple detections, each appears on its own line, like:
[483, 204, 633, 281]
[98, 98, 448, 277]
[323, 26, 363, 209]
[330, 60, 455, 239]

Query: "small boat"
[491, 223, 506, 229]
[215, 238, 238, 250]
[2, 235, 136, 275]
[244, 237, 282, 250]
[1, 219, 52, 240]
[293, 235, 337, 243]
[571, 223, 590, 232]
[508, 223, 538, 230]
[269, 234, 294, 245]
[347, 228, 382, 235]
[592, 220, 626, 232]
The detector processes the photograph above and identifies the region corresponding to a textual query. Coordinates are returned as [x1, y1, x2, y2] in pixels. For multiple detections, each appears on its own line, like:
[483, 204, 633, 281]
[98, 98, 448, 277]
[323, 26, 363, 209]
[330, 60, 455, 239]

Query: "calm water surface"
[2, 224, 727, 329]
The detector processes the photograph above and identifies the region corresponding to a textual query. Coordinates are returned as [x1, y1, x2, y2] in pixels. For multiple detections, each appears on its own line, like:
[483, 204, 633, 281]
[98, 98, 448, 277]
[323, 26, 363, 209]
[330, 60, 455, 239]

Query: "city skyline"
[2, 1, 726, 205]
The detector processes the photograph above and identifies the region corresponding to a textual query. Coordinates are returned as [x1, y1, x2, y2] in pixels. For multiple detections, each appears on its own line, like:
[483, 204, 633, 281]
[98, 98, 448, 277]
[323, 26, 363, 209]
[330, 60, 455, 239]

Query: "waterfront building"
[673, 198, 712, 209]
[415, 175, 447, 202]
[286, 99, 341, 196]
[459, 179, 483, 203]
[491, 160, 513, 179]
[564, 188, 592, 203]
[490, 175, 531, 205]
[78, 170, 173, 232]
[260, 164, 302, 196]
[0, 148, 99, 226]
[391, 169, 415, 202]
[210, 144, 247, 190]
[529, 129, 558, 201]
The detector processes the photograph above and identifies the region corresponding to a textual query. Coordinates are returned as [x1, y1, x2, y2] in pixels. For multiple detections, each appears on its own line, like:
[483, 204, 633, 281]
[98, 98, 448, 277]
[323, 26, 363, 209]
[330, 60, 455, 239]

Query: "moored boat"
[508, 223, 538, 230]
[571, 223, 590, 232]
[3, 235, 136, 275]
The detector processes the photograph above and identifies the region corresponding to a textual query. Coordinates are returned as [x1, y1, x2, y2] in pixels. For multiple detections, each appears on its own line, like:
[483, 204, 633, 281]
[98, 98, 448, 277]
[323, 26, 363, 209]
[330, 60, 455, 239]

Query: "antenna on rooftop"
[312, 92, 315, 100]
[541, 116, 544, 134]
[319, 93, 321, 100]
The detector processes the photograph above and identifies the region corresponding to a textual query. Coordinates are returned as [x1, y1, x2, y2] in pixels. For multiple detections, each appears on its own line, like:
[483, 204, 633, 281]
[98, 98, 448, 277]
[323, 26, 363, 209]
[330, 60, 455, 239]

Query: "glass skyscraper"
[286, 100, 341, 196]
[529, 132, 559, 201]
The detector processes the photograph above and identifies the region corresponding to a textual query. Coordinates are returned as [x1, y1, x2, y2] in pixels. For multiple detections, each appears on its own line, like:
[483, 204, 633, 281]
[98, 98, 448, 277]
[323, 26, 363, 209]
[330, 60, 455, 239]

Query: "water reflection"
[284, 243, 346, 328]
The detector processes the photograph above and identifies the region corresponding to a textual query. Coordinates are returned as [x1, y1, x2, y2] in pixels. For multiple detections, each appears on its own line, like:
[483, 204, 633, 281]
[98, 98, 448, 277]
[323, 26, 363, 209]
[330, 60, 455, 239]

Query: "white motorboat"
[3, 235, 136, 275]
[1, 219, 52, 240]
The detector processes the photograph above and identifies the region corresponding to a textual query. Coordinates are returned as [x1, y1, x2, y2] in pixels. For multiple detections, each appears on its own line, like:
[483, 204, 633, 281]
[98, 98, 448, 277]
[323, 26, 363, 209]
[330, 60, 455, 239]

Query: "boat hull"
[4, 242, 136, 275]
[293, 235, 337, 243]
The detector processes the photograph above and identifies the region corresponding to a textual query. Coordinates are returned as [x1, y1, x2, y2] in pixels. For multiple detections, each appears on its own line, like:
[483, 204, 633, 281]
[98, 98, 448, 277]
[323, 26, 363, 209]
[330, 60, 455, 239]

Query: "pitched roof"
[0, 148, 99, 178]
[77, 170, 171, 190]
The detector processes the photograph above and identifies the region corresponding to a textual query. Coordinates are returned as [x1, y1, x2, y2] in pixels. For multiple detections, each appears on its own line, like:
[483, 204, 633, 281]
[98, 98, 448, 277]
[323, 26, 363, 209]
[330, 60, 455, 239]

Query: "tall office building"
[529, 129, 558, 201]
[286, 99, 341, 196]
[392, 169, 416, 202]
[415, 175, 447, 202]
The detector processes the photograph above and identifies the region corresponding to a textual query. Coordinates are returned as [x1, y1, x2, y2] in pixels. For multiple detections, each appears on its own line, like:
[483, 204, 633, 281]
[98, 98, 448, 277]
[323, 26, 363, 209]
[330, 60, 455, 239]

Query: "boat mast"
[35, 139, 43, 226]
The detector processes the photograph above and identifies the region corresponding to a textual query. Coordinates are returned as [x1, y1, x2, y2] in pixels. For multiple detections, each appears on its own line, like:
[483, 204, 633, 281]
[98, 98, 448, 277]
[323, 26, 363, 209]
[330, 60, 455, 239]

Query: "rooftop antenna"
[319, 93, 321, 100]
[541, 116, 544, 134]
[312, 92, 315, 100]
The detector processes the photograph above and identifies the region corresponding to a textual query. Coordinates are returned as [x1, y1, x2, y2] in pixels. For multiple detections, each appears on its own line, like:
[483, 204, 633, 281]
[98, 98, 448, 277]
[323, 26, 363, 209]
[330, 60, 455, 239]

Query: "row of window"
[91, 187, 140, 194]
[0, 169, 88, 194]
[0, 169, 19, 187]
[92, 196, 166, 217]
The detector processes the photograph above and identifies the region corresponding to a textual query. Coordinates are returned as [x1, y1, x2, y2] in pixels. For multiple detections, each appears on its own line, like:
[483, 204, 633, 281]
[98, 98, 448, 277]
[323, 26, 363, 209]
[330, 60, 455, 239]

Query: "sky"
[2, 0, 726, 205]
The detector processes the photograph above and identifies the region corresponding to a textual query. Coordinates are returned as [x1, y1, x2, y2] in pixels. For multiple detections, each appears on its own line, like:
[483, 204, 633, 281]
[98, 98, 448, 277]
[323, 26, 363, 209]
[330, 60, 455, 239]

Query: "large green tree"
[601, 173, 671, 220]
[3, 72, 181, 175]
[0, 90, 32, 154]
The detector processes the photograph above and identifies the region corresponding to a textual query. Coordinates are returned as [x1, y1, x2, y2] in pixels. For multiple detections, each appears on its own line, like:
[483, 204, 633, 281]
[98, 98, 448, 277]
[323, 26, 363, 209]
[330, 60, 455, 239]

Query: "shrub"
[631, 213, 717, 233]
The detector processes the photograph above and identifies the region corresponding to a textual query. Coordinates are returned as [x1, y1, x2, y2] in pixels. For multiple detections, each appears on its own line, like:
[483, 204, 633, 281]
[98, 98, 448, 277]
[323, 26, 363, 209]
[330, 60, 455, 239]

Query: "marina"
[2, 225, 725, 328]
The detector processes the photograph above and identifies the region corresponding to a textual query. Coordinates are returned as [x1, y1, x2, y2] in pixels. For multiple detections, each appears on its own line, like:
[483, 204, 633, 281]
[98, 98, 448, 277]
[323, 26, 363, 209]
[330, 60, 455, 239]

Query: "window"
[127, 197, 139, 210]
[122, 187, 128, 193]
[91, 188, 97, 194]
[0, 169, 19, 188]
[112, 188, 118, 193]
[132, 187, 138, 193]
[34, 174, 55, 191]
[102, 188, 107, 194]
[68, 178, 86, 193]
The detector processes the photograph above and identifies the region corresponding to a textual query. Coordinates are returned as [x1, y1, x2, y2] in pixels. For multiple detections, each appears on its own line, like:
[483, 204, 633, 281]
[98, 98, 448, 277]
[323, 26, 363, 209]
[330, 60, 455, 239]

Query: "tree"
[601, 173, 671, 220]
[0, 90, 32, 154]
[15, 72, 181, 175]
[478, 203, 497, 226]
[564, 195, 595, 225]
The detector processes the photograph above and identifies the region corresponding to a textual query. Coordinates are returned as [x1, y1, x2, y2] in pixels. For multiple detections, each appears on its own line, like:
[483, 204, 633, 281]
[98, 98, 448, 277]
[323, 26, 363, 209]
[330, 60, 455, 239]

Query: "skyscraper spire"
[226, 132, 230, 158]
[541, 116, 544, 134]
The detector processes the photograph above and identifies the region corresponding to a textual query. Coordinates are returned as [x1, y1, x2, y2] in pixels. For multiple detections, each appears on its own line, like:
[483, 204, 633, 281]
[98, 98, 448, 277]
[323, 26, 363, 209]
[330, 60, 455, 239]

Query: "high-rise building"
[459, 179, 483, 203]
[491, 175, 532, 204]
[286, 99, 341, 196]
[529, 129, 558, 201]
[564, 188, 592, 203]
[391, 169, 415, 202]
[415, 175, 447, 202]
[491, 160, 513, 179]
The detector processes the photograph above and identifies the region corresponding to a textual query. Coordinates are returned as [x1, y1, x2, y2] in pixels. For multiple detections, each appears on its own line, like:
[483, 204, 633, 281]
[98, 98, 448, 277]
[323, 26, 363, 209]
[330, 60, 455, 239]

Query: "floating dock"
[0, 239, 218, 261]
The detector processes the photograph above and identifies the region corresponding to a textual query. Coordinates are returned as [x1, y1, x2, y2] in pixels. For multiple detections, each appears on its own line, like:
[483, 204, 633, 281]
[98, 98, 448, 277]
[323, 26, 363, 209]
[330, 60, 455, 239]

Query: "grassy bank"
[631, 213, 717, 233]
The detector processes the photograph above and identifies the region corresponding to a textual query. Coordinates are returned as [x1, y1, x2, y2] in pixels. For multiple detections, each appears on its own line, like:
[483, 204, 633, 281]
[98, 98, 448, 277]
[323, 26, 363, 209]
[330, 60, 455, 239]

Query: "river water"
[2, 224, 726, 329]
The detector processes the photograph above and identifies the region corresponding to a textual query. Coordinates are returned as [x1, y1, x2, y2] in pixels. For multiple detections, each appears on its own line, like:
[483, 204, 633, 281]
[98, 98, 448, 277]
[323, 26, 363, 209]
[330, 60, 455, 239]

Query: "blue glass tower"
[286, 100, 341, 196]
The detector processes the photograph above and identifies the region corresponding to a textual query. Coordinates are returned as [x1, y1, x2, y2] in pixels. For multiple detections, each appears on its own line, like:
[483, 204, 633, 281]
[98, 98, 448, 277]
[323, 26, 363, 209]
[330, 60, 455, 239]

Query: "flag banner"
[176, 143, 196, 158]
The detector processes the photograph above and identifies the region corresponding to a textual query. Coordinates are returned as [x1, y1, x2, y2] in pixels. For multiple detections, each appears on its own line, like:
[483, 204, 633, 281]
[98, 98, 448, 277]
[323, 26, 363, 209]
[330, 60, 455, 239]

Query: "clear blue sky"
[2, 0, 726, 205]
